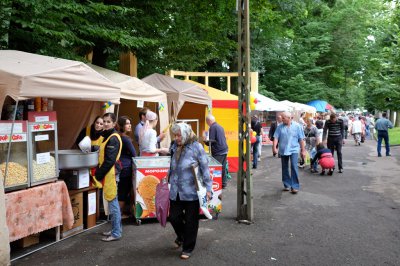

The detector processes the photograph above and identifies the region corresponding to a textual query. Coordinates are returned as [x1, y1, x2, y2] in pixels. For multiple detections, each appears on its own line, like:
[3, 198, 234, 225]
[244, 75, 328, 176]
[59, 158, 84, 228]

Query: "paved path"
[13, 139, 400, 265]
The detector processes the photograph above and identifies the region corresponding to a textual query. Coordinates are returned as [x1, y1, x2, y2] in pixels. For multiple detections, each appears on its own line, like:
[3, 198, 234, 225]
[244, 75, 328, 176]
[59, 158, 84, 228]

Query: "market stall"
[186, 80, 239, 172]
[250, 92, 291, 145]
[142, 74, 211, 137]
[306, 100, 335, 113]
[0, 50, 121, 245]
[87, 64, 170, 149]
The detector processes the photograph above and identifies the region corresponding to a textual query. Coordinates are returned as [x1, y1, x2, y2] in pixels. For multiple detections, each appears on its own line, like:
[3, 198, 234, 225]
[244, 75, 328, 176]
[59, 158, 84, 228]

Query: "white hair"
[282, 111, 292, 118]
[171, 122, 193, 144]
[206, 114, 215, 122]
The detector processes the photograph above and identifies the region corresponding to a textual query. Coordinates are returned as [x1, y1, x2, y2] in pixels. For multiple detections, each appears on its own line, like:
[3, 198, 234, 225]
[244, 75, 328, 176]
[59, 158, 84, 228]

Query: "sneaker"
[338, 169, 343, 173]
[282, 187, 290, 191]
[378, 154, 382, 157]
[310, 169, 318, 173]
[102, 235, 121, 242]
[291, 189, 299, 194]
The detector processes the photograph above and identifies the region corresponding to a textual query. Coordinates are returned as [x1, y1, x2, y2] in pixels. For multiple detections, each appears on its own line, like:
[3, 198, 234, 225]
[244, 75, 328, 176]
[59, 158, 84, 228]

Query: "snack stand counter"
[132, 155, 222, 225]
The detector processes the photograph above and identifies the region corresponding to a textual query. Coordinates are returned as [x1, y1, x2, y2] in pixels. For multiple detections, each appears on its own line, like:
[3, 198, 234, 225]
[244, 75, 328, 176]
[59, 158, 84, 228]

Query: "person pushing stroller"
[311, 143, 336, 176]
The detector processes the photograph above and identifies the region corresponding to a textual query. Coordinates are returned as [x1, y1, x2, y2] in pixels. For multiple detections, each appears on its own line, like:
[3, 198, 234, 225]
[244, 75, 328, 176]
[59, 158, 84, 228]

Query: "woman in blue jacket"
[169, 123, 212, 260]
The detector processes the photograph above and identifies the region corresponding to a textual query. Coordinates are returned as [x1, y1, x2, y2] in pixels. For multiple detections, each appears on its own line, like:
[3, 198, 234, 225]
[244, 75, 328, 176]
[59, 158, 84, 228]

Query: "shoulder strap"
[86, 126, 91, 136]
[105, 133, 123, 160]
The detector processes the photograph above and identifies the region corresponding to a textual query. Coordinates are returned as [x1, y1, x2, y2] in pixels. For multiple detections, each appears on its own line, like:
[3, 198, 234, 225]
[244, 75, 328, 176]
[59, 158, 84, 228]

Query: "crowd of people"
[73, 106, 393, 259]
[266, 111, 394, 194]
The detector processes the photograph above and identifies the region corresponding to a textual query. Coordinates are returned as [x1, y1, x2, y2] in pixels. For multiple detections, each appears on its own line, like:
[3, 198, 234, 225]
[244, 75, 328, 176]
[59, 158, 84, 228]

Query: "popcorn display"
[0, 162, 28, 186]
[32, 156, 56, 181]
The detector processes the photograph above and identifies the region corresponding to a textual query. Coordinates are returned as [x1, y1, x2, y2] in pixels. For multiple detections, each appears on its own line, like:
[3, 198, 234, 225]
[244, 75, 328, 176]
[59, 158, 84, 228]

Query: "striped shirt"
[323, 119, 344, 140]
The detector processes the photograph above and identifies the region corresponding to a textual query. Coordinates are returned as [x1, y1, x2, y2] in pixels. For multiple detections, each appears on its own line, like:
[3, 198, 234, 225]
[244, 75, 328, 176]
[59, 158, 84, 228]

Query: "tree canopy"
[1, 0, 399, 113]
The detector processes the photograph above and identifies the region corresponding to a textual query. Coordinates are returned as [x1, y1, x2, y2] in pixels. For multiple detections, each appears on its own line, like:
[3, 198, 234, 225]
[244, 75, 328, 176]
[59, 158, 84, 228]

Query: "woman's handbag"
[155, 178, 170, 227]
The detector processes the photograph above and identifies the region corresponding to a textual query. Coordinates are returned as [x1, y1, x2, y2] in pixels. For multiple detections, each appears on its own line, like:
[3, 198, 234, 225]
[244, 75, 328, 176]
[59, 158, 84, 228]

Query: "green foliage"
[0, 0, 398, 113]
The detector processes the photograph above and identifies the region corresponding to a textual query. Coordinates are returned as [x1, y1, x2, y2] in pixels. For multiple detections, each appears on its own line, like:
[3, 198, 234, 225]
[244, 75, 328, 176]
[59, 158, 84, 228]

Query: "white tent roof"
[279, 100, 316, 113]
[252, 92, 290, 112]
[87, 64, 167, 103]
[0, 50, 120, 110]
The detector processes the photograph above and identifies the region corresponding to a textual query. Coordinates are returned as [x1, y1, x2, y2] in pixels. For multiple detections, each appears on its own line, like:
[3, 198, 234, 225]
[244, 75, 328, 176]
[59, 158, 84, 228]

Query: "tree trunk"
[389, 110, 395, 124]
[91, 45, 108, 68]
[395, 111, 400, 127]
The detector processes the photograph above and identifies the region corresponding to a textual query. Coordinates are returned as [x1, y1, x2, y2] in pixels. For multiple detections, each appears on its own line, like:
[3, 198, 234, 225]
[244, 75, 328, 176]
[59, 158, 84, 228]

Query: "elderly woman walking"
[168, 123, 212, 259]
[304, 118, 320, 173]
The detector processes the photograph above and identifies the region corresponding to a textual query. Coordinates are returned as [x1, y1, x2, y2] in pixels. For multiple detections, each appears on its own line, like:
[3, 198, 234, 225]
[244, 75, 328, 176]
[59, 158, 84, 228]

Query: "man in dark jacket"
[251, 115, 262, 169]
[204, 114, 229, 188]
[322, 113, 344, 174]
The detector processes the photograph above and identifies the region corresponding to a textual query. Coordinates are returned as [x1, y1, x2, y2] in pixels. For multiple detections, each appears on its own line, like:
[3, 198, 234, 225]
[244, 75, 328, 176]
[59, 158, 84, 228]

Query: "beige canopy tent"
[0, 50, 120, 111]
[87, 64, 170, 148]
[0, 50, 121, 149]
[142, 73, 212, 120]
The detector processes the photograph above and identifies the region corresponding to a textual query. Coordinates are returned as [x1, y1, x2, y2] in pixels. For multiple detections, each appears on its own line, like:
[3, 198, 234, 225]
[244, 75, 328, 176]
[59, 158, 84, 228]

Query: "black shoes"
[338, 169, 343, 173]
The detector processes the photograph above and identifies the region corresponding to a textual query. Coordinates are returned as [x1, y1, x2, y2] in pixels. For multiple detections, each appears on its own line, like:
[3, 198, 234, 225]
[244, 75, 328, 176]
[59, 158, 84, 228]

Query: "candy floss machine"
[27, 111, 59, 186]
[0, 120, 29, 192]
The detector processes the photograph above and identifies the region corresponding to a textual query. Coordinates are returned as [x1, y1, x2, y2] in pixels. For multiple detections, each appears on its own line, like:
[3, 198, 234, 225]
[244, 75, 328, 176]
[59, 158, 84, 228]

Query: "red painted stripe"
[227, 157, 239, 172]
[212, 100, 238, 109]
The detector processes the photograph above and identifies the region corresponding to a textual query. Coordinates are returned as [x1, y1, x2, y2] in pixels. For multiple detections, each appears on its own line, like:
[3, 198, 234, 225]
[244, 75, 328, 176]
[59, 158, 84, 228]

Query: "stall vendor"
[75, 116, 104, 149]
[92, 113, 122, 242]
[139, 111, 168, 156]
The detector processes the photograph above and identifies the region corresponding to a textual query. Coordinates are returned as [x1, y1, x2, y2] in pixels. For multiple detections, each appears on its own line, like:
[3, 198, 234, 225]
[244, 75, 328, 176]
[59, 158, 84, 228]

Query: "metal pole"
[4, 100, 19, 187]
[237, 0, 253, 223]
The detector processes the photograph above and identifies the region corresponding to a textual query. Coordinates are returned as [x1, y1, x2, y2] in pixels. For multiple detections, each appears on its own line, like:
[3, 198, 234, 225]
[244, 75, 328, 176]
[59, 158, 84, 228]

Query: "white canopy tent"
[251, 92, 291, 112]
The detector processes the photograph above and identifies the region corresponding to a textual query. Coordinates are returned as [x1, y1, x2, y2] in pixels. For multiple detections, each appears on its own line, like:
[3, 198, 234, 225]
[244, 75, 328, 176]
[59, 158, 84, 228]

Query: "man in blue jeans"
[273, 112, 306, 194]
[375, 112, 393, 157]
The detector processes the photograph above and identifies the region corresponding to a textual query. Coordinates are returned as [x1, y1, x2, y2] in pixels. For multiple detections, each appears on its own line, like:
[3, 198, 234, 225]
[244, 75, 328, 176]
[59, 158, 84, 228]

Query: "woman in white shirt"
[351, 116, 362, 146]
[139, 111, 167, 156]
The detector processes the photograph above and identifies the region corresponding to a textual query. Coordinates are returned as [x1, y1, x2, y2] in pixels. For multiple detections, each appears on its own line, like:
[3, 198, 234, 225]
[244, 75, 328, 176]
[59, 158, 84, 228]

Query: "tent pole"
[4, 100, 19, 187]
[115, 104, 120, 119]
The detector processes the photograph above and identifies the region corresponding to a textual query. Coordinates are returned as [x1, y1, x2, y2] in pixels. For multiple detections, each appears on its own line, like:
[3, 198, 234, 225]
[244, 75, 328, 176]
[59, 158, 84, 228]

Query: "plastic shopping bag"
[304, 150, 311, 165]
[191, 164, 213, 219]
[155, 178, 170, 227]
[78, 136, 91, 153]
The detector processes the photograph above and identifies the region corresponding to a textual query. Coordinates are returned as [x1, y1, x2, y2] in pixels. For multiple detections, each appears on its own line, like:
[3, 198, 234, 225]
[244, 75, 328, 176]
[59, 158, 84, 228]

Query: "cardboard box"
[59, 169, 90, 189]
[17, 234, 40, 248]
[61, 192, 83, 238]
[84, 190, 97, 229]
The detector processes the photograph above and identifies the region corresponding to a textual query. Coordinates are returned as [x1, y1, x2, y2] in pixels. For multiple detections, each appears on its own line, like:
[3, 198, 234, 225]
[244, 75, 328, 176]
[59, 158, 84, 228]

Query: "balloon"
[252, 131, 257, 137]
[250, 94, 256, 110]
[251, 136, 257, 144]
